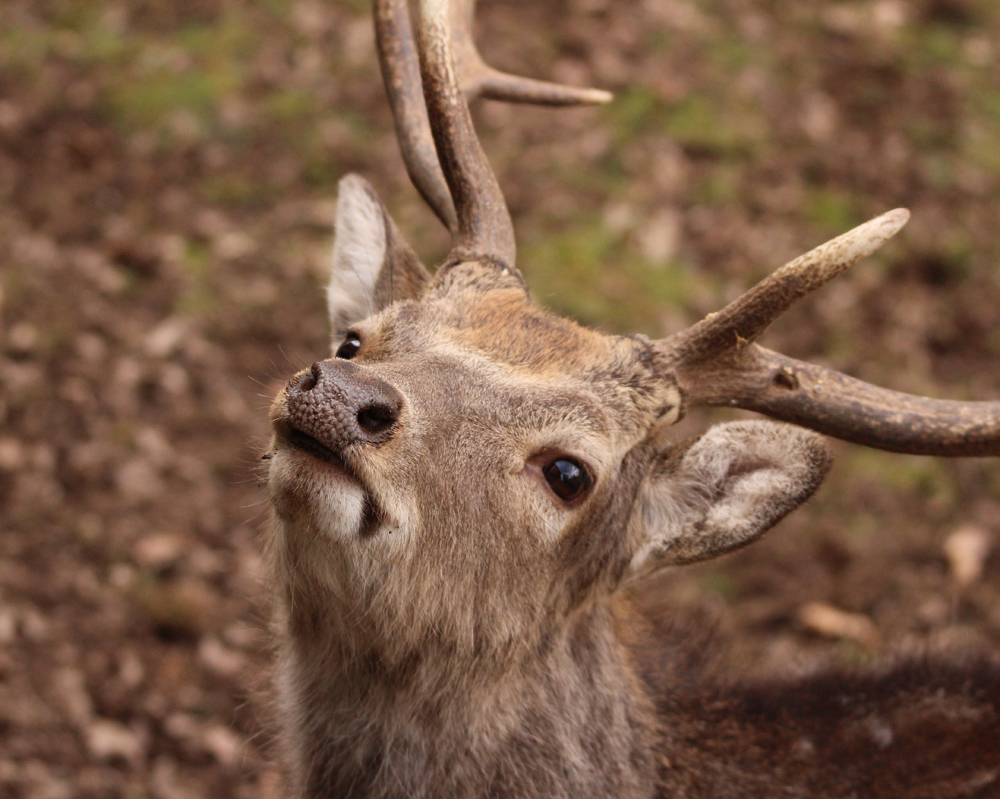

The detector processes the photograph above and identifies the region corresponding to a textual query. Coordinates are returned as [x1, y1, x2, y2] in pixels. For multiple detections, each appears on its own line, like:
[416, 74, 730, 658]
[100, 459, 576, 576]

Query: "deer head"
[269, 168, 842, 641]
[266, 0, 999, 642]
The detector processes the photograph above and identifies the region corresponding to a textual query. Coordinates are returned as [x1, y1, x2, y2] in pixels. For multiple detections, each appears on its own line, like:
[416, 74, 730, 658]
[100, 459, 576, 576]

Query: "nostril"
[357, 403, 397, 435]
[297, 364, 321, 392]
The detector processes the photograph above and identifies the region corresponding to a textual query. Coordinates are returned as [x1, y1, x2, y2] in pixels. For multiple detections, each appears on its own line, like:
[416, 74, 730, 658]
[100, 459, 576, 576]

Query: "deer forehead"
[356, 285, 681, 443]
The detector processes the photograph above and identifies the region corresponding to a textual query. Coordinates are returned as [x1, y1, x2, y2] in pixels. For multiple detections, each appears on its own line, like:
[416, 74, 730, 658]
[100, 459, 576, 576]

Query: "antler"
[372, 1, 999, 455]
[658, 210, 1000, 456]
[374, 0, 611, 264]
[448, 0, 613, 107]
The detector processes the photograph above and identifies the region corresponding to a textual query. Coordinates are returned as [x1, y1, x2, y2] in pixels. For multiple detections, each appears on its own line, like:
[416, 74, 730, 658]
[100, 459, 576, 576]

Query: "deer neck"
[274, 582, 659, 799]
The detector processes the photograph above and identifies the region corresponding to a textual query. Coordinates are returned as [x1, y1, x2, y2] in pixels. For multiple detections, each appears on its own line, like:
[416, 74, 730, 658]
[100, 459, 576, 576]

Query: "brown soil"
[2, 0, 999, 796]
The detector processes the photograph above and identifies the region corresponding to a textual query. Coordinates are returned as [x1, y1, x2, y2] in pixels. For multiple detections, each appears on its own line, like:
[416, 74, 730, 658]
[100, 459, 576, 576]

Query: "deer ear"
[627, 421, 832, 579]
[327, 174, 431, 338]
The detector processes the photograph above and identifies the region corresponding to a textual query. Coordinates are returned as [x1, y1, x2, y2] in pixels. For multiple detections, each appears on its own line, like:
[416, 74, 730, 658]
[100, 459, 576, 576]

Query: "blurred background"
[2, 0, 1000, 795]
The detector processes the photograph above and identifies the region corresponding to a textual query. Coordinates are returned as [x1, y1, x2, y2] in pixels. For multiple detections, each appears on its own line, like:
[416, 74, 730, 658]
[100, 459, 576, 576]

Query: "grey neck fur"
[274, 584, 658, 799]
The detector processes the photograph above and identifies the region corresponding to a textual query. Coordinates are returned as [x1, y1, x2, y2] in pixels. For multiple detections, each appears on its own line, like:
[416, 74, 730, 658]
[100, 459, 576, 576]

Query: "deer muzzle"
[279, 360, 403, 464]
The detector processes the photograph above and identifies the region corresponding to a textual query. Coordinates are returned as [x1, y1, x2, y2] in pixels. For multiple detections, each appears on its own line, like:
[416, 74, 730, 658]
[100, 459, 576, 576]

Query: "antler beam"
[676, 345, 1000, 456]
[659, 211, 1000, 456]
[417, 0, 515, 266]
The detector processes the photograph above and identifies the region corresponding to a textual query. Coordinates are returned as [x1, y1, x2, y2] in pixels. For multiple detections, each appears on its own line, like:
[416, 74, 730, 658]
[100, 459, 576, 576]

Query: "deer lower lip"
[283, 427, 386, 537]
[286, 428, 350, 470]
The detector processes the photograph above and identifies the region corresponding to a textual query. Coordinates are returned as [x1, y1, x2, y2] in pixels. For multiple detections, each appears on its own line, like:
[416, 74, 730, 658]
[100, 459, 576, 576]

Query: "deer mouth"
[278, 424, 386, 538]
[285, 427, 348, 469]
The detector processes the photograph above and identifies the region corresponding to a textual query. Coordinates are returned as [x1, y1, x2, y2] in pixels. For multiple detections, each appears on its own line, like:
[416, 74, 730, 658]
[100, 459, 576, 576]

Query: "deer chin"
[268, 434, 387, 540]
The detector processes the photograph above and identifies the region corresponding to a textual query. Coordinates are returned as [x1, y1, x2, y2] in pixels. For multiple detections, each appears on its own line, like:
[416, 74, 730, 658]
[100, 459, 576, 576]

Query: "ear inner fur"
[628, 421, 833, 576]
[327, 174, 430, 338]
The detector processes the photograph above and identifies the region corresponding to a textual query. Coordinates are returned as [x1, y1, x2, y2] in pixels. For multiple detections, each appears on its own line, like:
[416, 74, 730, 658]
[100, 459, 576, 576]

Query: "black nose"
[284, 360, 403, 454]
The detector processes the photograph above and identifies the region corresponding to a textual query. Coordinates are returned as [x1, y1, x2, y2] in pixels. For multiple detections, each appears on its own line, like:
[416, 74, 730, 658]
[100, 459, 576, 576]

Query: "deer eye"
[542, 458, 592, 503]
[336, 333, 361, 360]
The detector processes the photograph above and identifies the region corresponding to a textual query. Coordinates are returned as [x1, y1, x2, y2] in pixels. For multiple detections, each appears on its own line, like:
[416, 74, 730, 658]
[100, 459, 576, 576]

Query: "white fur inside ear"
[327, 175, 387, 333]
[629, 421, 831, 577]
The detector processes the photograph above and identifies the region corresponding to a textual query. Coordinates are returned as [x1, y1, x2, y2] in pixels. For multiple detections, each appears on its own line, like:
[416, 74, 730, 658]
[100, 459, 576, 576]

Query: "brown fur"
[260, 176, 1000, 798]
[654, 656, 1000, 797]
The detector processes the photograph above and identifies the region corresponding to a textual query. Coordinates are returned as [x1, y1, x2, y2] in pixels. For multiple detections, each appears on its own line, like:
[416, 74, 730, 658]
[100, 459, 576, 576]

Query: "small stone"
[0, 101, 23, 132]
[799, 602, 881, 649]
[151, 756, 198, 799]
[943, 525, 992, 588]
[145, 318, 189, 359]
[7, 322, 38, 354]
[52, 667, 93, 726]
[133, 533, 187, 569]
[0, 439, 24, 471]
[117, 650, 145, 690]
[134, 578, 216, 637]
[115, 457, 163, 503]
[20, 607, 50, 641]
[201, 724, 243, 766]
[198, 636, 245, 677]
[638, 207, 681, 265]
[87, 718, 143, 762]
[0, 608, 15, 643]
[212, 231, 256, 260]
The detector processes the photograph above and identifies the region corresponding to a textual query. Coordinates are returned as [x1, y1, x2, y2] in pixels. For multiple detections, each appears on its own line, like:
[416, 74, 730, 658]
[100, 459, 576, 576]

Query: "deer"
[261, 1, 1000, 796]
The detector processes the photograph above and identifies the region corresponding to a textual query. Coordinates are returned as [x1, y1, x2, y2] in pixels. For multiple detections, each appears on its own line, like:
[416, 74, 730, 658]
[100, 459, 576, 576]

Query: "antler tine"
[450, 0, 613, 107]
[664, 209, 911, 366]
[375, 0, 458, 231]
[658, 210, 1000, 456]
[374, 0, 612, 252]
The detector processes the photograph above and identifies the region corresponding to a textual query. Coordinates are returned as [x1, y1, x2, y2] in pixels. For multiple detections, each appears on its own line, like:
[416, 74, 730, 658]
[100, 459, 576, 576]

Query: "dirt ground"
[2, 0, 1000, 796]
